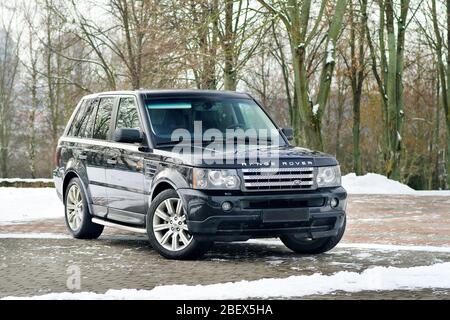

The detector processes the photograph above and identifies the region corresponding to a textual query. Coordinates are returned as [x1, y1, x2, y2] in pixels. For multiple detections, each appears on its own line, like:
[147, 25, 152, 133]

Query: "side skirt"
[91, 217, 147, 234]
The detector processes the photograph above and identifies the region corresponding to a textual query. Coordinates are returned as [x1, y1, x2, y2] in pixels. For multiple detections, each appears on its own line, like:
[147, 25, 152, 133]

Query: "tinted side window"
[78, 99, 99, 138]
[116, 97, 141, 129]
[93, 97, 114, 140]
[68, 100, 88, 137]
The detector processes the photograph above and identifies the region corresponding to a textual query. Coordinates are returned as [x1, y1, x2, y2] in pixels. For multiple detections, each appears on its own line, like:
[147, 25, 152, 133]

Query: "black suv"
[53, 90, 346, 259]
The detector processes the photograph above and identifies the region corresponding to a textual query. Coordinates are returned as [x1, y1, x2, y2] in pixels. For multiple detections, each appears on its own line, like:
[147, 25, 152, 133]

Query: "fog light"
[330, 198, 339, 208]
[222, 201, 232, 211]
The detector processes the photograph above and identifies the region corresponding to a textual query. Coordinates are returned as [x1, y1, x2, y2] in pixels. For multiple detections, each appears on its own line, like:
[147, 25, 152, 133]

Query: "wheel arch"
[150, 166, 190, 201]
[62, 170, 94, 214]
[150, 180, 176, 201]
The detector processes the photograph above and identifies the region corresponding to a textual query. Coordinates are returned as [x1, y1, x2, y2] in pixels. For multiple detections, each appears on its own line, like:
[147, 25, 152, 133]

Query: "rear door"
[77, 98, 108, 211]
[66, 98, 109, 215]
[104, 96, 146, 226]
[89, 96, 116, 215]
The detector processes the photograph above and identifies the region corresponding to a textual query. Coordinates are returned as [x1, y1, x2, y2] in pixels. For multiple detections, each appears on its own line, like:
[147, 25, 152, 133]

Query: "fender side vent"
[145, 161, 157, 178]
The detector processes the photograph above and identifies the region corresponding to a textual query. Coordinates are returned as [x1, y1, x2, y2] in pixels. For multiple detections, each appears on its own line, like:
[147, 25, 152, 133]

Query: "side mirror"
[114, 128, 143, 144]
[282, 127, 294, 141]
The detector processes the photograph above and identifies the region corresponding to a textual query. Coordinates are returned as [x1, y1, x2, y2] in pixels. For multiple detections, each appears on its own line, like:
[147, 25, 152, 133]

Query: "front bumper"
[178, 187, 347, 241]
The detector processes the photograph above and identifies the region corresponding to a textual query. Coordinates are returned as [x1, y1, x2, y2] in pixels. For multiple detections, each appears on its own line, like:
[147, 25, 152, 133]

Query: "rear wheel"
[147, 189, 212, 259]
[64, 178, 104, 239]
[280, 216, 346, 254]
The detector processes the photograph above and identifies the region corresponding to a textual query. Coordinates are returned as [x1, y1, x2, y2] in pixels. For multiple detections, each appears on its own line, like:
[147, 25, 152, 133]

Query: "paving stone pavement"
[0, 194, 449, 299]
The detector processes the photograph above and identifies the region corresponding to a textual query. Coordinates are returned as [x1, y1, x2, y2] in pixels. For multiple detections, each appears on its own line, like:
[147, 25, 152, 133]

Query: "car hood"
[154, 144, 338, 168]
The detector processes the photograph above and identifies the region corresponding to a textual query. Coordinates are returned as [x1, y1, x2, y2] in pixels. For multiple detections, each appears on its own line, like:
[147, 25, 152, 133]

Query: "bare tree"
[424, 0, 450, 187]
[341, 0, 369, 175]
[0, 7, 20, 177]
[179, 0, 220, 89]
[219, 0, 269, 90]
[365, 0, 413, 180]
[258, 0, 348, 150]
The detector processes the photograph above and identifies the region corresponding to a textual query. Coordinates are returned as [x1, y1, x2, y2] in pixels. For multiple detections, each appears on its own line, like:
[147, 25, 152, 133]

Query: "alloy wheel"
[152, 198, 192, 251]
[66, 184, 83, 231]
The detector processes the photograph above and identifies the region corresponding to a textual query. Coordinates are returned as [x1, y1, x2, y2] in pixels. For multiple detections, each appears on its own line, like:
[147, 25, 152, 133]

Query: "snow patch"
[0, 233, 70, 239]
[342, 173, 450, 195]
[248, 239, 450, 253]
[312, 104, 319, 116]
[342, 173, 414, 194]
[339, 243, 450, 253]
[4, 262, 450, 300]
[0, 178, 53, 183]
[326, 41, 335, 64]
[0, 188, 63, 224]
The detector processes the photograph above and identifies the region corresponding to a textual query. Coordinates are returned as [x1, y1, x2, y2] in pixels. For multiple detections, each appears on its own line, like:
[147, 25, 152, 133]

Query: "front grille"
[241, 167, 316, 191]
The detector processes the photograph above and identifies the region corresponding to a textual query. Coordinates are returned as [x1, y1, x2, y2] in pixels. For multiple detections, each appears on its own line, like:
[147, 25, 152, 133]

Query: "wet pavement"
[0, 194, 450, 299]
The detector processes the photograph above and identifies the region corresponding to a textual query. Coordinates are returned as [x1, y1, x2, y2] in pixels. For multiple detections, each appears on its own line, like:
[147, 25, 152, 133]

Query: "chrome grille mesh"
[242, 167, 315, 191]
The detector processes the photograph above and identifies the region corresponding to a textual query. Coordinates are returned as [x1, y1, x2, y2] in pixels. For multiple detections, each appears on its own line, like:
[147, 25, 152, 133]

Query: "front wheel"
[146, 189, 212, 260]
[280, 216, 346, 254]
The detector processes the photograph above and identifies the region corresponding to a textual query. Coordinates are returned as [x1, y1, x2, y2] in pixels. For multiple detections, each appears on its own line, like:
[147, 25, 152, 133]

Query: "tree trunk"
[384, 0, 398, 179]
[291, 0, 347, 150]
[382, 0, 409, 180]
[0, 146, 7, 178]
[223, 0, 237, 90]
[272, 23, 294, 126]
[28, 40, 38, 178]
[352, 91, 362, 175]
[350, 0, 366, 175]
[289, 0, 320, 148]
[335, 88, 345, 161]
[446, 0, 450, 187]
[198, 0, 218, 90]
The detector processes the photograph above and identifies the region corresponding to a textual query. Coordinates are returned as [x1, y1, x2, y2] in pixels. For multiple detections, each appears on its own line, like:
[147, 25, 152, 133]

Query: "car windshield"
[145, 97, 285, 147]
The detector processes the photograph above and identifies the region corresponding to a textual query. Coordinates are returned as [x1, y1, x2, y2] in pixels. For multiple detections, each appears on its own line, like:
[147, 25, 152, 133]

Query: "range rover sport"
[53, 90, 347, 259]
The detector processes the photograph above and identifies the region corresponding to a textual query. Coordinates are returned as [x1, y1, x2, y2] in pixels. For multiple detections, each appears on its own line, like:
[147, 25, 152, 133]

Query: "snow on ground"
[0, 178, 53, 183]
[0, 188, 63, 224]
[3, 262, 450, 300]
[248, 239, 450, 253]
[342, 173, 450, 195]
[0, 233, 70, 239]
[338, 243, 450, 253]
[247, 238, 450, 253]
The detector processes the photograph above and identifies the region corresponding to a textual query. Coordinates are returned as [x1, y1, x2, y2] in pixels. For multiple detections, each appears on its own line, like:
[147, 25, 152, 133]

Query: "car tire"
[280, 216, 346, 254]
[64, 178, 104, 239]
[147, 189, 212, 260]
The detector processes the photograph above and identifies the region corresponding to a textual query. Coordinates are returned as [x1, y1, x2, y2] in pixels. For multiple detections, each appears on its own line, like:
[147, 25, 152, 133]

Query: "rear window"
[77, 99, 99, 138]
[68, 99, 99, 137]
[93, 97, 114, 140]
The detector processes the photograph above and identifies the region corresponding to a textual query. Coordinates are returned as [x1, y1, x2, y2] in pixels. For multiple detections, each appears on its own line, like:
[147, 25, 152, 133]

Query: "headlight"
[193, 169, 241, 190]
[317, 166, 341, 188]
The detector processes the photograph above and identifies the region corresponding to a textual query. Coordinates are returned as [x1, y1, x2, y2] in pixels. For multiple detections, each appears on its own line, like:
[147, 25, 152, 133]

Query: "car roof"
[81, 89, 252, 100]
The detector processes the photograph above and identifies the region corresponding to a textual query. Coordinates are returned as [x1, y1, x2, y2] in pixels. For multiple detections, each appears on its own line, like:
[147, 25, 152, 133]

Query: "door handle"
[107, 158, 117, 165]
[78, 152, 88, 160]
